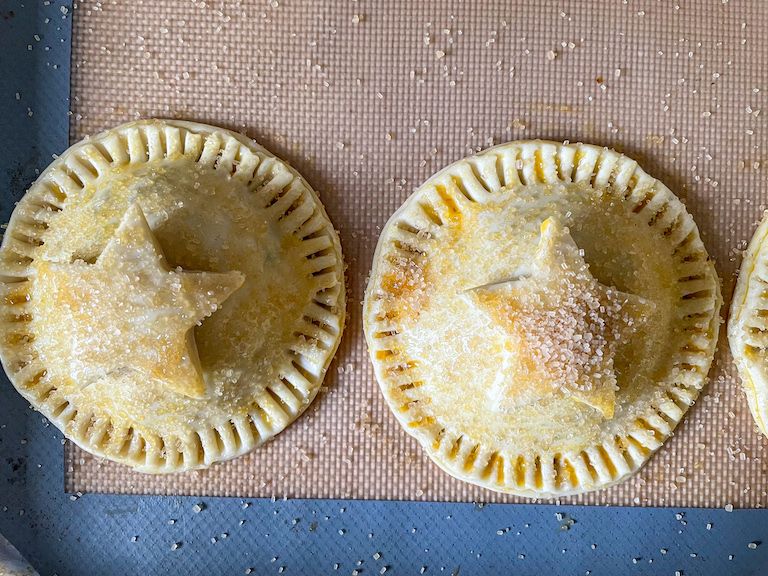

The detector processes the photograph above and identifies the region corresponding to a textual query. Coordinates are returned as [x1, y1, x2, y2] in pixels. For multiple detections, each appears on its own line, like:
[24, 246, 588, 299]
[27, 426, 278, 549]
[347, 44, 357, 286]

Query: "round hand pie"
[728, 211, 768, 438]
[364, 141, 721, 498]
[0, 119, 345, 473]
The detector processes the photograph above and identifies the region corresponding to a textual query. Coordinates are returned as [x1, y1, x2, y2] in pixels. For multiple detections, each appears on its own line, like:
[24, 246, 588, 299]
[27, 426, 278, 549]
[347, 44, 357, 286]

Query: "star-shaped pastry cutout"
[34, 203, 244, 398]
[467, 217, 650, 419]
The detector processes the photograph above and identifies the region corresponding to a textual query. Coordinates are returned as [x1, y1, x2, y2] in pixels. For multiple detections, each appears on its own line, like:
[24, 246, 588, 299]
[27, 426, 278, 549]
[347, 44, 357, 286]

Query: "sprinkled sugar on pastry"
[0, 119, 345, 473]
[364, 140, 721, 498]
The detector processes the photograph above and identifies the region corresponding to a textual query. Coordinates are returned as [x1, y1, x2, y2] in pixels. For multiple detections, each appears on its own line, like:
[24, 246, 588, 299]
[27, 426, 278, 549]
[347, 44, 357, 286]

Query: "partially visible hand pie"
[0, 119, 345, 473]
[364, 141, 721, 498]
[728, 211, 768, 438]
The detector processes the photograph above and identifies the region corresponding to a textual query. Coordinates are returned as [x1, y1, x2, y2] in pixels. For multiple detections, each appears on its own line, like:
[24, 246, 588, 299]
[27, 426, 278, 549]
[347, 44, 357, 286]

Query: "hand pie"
[364, 141, 721, 498]
[0, 120, 345, 473]
[728, 211, 768, 438]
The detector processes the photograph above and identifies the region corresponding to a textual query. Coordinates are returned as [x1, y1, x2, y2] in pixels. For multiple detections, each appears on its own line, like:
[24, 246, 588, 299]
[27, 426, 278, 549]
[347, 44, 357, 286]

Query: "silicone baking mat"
[65, 0, 767, 507]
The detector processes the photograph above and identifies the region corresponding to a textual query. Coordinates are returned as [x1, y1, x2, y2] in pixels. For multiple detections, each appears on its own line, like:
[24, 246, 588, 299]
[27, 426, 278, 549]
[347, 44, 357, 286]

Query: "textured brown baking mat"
[64, 0, 767, 507]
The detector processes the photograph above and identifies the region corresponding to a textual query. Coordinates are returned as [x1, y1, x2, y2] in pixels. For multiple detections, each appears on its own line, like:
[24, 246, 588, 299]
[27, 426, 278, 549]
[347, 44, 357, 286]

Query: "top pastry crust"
[0, 120, 345, 473]
[364, 141, 721, 498]
[728, 211, 768, 438]
[467, 217, 652, 420]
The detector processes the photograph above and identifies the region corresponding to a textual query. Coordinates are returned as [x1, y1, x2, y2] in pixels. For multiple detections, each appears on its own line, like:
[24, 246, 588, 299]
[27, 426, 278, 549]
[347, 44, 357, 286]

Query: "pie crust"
[364, 141, 721, 498]
[728, 211, 768, 438]
[0, 119, 346, 473]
